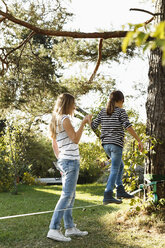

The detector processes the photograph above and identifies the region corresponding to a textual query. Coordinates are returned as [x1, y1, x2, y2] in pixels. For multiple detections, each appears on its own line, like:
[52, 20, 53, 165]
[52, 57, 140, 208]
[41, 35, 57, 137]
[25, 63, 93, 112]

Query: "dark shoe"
[103, 191, 122, 205]
[116, 185, 134, 199]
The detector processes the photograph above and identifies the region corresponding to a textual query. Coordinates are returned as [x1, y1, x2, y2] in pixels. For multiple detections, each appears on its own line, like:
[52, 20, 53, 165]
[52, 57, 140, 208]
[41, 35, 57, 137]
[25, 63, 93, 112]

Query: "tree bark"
[146, 0, 165, 199]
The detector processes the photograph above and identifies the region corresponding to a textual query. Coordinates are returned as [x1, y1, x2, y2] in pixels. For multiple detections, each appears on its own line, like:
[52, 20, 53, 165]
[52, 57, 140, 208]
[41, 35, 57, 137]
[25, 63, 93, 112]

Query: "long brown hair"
[106, 90, 124, 115]
[49, 93, 75, 139]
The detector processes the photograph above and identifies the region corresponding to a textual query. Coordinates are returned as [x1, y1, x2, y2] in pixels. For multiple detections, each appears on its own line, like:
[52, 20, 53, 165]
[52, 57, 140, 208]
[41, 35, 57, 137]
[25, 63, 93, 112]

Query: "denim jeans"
[49, 159, 80, 230]
[103, 144, 124, 192]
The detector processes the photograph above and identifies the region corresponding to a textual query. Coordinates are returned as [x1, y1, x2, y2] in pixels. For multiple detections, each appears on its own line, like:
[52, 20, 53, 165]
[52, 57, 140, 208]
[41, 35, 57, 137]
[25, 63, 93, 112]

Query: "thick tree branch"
[0, 10, 128, 39]
[0, 7, 157, 78]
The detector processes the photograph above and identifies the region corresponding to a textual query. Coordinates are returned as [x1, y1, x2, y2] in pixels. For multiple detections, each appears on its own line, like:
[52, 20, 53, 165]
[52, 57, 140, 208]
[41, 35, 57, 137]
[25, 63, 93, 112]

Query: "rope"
[0, 203, 103, 220]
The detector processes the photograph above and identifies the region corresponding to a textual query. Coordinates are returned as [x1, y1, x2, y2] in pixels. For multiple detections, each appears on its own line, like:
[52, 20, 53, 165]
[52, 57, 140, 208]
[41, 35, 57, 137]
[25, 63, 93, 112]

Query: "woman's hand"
[83, 115, 92, 125]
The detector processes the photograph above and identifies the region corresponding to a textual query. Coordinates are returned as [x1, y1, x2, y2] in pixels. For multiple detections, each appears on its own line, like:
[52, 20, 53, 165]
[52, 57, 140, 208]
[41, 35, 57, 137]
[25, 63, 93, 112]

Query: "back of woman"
[92, 106, 131, 148]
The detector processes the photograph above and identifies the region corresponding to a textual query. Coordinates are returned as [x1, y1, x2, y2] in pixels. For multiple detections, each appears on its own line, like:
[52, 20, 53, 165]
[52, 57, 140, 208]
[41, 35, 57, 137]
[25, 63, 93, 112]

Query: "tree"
[119, 4, 165, 200]
[146, 0, 165, 199]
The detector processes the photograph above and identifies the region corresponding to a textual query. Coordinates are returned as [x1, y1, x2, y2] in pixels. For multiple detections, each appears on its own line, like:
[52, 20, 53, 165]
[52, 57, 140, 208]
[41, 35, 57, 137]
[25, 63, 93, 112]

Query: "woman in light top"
[48, 93, 91, 242]
[91, 90, 143, 205]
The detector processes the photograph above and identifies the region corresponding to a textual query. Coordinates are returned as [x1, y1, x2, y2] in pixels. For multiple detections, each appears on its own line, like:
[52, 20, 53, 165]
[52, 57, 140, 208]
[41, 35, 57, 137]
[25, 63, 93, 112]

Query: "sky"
[65, 0, 155, 31]
[61, 0, 155, 123]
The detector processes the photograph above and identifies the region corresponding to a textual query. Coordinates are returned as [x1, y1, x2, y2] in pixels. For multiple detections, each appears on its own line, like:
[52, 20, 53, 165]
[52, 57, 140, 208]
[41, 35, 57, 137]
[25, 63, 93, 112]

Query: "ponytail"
[106, 98, 115, 115]
[106, 90, 124, 116]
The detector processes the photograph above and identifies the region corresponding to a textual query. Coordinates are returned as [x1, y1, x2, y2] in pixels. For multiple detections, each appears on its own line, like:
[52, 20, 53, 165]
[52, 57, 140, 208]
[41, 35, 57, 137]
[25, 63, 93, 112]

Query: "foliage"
[0, 135, 13, 192]
[122, 110, 148, 191]
[0, 0, 71, 115]
[22, 172, 37, 185]
[25, 135, 60, 178]
[53, 37, 138, 63]
[122, 21, 165, 65]
[127, 194, 165, 217]
[0, 118, 31, 194]
[78, 141, 107, 183]
[0, 113, 57, 192]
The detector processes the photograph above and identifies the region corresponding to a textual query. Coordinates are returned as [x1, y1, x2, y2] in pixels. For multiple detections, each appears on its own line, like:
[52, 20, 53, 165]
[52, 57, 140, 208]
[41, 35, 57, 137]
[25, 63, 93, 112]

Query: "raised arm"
[63, 115, 92, 144]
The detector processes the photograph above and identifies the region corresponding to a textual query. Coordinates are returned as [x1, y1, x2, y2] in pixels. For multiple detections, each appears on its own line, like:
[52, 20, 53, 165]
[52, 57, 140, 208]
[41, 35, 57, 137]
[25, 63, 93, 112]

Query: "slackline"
[0, 204, 103, 220]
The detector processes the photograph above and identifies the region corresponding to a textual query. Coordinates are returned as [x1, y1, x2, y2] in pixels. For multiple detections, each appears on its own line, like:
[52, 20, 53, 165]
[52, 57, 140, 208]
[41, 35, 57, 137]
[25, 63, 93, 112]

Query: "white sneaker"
[47, 229, 71, 242]
[65, 227, 88, 237]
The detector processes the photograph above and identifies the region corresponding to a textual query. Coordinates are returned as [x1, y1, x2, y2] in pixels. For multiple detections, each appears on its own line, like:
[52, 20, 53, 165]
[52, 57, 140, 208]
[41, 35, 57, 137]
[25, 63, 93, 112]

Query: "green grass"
[0, 184, 164, 248]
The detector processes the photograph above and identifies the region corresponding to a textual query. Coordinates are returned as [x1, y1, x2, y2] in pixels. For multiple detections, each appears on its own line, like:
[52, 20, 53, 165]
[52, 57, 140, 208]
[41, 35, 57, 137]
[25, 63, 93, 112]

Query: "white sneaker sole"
[47, 234, 71, 242]
[65, 232, 88, 237]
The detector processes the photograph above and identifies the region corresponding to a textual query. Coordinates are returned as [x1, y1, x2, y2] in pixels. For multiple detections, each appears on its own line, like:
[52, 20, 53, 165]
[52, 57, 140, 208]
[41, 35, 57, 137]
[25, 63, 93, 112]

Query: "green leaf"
[152, 22, 165, 39]
[136, 32, 149, 47]
[136, 206, 141, 212]
[122, 31, 135, 53]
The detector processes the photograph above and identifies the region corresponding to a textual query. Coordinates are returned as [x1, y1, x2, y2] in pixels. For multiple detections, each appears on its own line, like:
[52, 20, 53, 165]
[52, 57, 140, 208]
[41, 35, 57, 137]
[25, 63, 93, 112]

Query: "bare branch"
[89, 39, 103, 83]
[130, 8, 163, 16]
[0, 31, 35, 75]
[5, 31, 35, 59]
[145, 17, 155, 26]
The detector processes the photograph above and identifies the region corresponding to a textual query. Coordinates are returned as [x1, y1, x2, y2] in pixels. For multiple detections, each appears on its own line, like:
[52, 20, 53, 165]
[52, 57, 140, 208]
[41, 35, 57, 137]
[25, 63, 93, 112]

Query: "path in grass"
[0, 184, 164, 248]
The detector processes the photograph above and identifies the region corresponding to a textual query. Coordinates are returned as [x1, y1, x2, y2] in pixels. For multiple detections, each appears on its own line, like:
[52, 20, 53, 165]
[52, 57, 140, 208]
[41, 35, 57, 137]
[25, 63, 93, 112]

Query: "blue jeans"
[49, 159, 80, 230]
[103, 144, 124, 192]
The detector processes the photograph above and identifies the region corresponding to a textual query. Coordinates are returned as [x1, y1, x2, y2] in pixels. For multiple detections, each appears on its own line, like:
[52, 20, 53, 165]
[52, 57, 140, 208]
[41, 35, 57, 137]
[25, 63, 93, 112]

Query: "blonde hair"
[49, 93, 75, 139]
[106, 90, 124, 116]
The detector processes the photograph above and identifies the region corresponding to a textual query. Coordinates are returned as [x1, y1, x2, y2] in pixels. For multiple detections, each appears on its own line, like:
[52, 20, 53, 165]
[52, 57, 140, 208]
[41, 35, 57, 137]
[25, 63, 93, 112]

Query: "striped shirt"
[56, 115, 80, 160]
[91, 107, 132, 148]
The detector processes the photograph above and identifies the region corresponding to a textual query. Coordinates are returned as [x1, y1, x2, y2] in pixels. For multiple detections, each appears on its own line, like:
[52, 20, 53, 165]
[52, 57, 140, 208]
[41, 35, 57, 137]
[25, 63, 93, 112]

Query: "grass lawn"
[0, 183, 164, 248]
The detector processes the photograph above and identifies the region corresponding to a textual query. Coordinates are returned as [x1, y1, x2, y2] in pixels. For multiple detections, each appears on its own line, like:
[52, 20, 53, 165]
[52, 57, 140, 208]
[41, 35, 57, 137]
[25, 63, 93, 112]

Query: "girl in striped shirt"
[48, 93, 91, 242]
[91, 90, 143, 205]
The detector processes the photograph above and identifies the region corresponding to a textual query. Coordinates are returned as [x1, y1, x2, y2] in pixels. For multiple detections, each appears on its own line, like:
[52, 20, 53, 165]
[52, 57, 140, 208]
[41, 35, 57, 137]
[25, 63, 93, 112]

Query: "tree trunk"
[146, 0, 165, 199]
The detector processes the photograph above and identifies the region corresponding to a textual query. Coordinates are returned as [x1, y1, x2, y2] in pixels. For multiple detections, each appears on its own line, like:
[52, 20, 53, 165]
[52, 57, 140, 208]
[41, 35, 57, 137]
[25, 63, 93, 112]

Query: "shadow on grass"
[0, 184, 142, 248]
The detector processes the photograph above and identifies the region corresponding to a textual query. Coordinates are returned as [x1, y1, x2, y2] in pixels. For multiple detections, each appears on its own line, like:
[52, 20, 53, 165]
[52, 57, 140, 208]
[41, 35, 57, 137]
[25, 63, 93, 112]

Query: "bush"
[0, 135, 13, 192]
[22, 172, 37, 185]
[78, 142, 107, 183]
[0, 162, 13, 192]
[26, 136, 60, 178]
